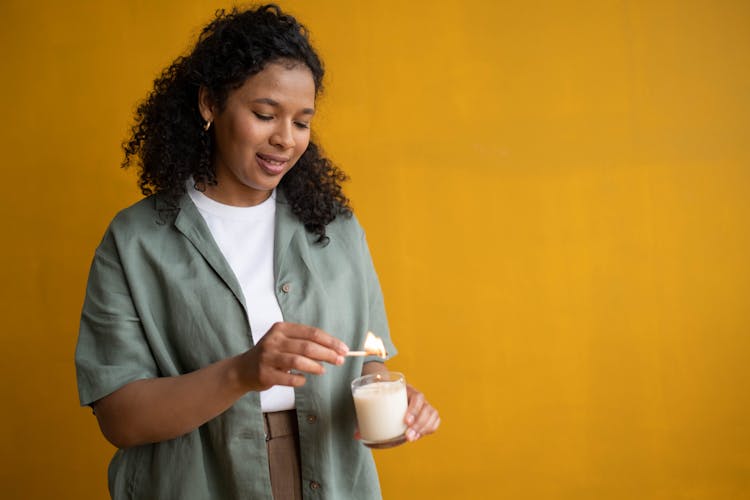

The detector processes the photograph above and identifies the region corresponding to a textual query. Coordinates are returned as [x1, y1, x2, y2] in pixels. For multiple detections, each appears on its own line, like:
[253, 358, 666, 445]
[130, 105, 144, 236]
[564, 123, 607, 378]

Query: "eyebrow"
[252, 97, 315, 115]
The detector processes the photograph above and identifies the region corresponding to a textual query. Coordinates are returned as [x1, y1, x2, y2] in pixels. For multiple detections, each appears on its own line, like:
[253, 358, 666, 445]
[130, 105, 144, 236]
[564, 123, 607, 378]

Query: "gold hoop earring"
[203, 120, 212, 131]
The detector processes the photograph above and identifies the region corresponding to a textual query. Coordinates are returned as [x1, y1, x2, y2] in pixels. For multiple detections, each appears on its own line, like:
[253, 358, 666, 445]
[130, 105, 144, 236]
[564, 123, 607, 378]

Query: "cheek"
[236, 121, 262, 145]
[222, 113, 258, 143]
[296, 132, 311, 156]
[216, 120, 248, 153]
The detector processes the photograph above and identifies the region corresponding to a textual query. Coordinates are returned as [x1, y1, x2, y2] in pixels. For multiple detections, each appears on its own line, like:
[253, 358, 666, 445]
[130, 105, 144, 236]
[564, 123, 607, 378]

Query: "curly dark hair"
[122, 4, 351, 243]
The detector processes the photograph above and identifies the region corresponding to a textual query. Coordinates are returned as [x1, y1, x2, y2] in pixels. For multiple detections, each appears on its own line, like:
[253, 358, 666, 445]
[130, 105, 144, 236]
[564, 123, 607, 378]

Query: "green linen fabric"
[75, 192, 396, 499]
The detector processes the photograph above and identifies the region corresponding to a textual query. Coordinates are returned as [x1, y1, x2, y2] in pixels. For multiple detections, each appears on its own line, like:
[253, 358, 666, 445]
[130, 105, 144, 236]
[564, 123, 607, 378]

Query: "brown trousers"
[263, 410, 303, 500]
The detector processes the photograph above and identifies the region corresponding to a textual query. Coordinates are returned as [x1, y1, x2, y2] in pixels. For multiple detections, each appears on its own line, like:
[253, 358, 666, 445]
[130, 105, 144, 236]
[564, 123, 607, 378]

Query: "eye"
[253, 112, 273, 121]
[294, 121, 311, 130]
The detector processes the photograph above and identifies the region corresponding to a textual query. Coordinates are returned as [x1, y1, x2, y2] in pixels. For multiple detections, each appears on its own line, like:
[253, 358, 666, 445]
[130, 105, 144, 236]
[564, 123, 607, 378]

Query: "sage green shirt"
[75, 192, 396, 499]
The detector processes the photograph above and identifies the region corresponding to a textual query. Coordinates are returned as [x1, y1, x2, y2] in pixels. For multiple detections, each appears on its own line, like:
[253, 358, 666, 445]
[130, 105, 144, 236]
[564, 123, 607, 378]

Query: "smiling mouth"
[256, 153, 289, 174]
[257, 153, 288, 165]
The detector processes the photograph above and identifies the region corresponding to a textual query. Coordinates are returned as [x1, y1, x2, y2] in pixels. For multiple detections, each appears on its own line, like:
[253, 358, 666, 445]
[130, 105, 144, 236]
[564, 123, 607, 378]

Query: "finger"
[405, 427, 420, 442]
[413, 406, 440, 436]
[405, 390, 425, 426]
[257, 347, 325, 376]
[412, 401, 435, 430]
[281, 323, 349, 355]
[431, 416, 442, 434]
[276, 352, 327, 376]
[405, 403, 432, 442]
[280, 337, 345, 366]
[256, 366, 307, 389]
[273, 369, 307, 388]
[258, 325, 344, 366]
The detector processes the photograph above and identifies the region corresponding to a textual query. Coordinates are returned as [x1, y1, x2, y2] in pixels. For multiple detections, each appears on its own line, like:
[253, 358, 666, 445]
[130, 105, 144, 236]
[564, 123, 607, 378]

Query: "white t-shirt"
[188, 184, 295, 412]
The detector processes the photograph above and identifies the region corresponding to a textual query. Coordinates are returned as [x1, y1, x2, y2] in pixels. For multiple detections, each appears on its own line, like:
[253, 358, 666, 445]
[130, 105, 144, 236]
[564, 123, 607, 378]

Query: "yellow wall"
[1, 0, 748, 498]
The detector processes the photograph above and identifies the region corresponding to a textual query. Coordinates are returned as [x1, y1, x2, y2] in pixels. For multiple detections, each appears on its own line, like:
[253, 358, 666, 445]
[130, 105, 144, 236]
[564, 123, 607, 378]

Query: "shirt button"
[306, 414, 317, 424]
[310, 481, 321, 490]
[281, 283, 291, 293]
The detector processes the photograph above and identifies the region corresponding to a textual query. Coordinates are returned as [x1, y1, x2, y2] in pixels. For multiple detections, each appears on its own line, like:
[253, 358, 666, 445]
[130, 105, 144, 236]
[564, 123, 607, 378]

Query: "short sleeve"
[75, 226, 159, 406]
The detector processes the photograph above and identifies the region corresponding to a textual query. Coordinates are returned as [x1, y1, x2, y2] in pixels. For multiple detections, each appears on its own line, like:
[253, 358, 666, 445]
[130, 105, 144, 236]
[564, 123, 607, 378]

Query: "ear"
[198, 86, 215, 123]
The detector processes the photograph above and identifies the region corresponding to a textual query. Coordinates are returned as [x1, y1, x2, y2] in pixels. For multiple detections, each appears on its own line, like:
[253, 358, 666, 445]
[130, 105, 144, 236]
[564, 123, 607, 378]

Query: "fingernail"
[406, 414, 415, 425]
[407, 429, 417, 441]
[336, 355, 344, 365]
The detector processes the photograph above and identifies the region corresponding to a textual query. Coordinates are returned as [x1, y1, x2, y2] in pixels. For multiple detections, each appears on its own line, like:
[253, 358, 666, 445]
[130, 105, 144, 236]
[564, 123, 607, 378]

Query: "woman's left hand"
[403, 384, 440, 442]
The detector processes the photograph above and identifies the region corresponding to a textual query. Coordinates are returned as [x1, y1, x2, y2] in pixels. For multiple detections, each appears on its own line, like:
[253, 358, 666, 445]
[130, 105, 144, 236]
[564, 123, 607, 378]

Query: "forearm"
[93, 354, 248, 449]
[92, 322, 347, 449]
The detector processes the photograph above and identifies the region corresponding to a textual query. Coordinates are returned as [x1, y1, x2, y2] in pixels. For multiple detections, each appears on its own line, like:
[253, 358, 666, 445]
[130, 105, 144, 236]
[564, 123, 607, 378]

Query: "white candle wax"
[353, 379, 408, 442]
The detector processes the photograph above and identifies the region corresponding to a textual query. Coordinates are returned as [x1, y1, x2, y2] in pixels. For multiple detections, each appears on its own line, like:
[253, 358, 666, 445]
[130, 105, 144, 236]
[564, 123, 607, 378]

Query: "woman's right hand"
[238, 322, 349, 391]
[92, 322, 347, 448]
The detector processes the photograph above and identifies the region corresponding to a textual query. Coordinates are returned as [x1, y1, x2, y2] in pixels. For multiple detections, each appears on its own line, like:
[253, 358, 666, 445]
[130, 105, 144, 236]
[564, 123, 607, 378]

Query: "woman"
[75, 4, 439, 499]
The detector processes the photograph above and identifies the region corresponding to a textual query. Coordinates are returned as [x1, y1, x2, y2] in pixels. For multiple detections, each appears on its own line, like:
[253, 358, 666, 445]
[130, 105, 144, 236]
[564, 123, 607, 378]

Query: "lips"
[256, 153, 289, 175]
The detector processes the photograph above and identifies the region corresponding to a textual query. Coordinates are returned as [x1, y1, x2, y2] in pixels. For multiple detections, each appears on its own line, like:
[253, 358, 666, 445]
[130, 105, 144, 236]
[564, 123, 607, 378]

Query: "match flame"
[363, 331, 387, 358]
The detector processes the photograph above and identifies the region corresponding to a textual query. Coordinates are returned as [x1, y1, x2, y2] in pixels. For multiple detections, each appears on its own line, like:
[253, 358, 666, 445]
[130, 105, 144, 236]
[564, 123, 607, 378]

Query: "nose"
[270, 121, 295, 150]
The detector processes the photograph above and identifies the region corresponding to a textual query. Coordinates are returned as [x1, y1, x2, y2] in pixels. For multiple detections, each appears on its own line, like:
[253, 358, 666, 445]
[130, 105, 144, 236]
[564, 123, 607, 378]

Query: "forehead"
[232, 62, 316, 107]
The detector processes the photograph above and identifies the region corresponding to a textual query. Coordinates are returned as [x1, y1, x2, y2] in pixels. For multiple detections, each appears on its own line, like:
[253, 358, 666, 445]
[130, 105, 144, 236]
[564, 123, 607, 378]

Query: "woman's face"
[200, 61, 316, 206]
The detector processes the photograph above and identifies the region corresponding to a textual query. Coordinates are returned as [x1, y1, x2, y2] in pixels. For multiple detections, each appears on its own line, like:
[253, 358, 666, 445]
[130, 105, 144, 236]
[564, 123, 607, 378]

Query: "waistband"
[263, 409, 298, 440]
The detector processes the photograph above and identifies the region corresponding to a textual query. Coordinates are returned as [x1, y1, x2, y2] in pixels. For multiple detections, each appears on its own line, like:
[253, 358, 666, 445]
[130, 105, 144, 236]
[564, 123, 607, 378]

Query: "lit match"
[346, 331, 387, 359]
